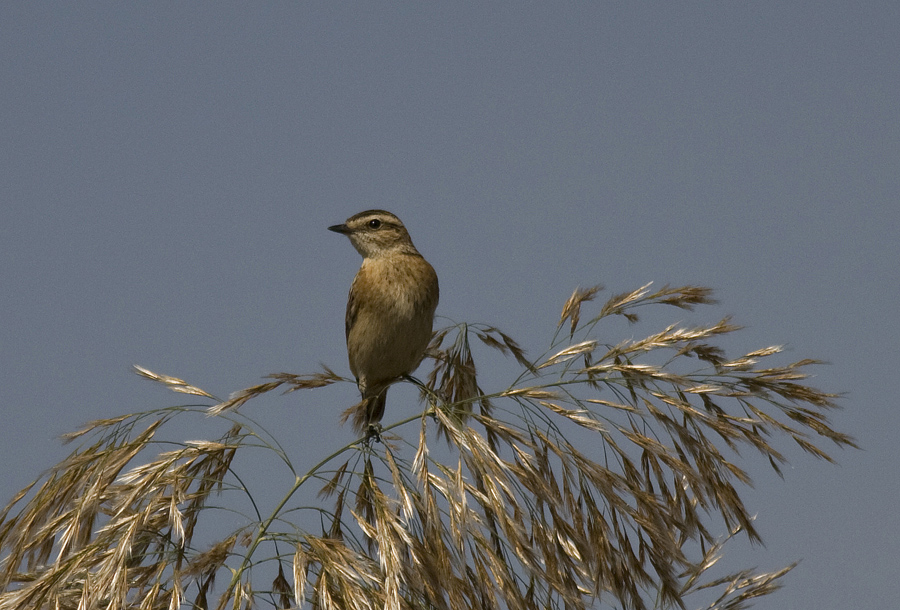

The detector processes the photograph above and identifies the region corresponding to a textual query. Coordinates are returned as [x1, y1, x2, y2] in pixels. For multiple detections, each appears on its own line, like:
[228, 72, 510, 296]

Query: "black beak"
[328, 223, 351, 235]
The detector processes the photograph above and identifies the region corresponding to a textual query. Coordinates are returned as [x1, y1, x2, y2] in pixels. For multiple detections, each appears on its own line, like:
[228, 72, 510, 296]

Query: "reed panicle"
[0, 283, 854, 609]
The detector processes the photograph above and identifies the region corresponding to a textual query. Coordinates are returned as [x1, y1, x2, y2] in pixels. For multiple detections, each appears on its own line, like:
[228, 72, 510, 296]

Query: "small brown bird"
[328, 210, 439, 433]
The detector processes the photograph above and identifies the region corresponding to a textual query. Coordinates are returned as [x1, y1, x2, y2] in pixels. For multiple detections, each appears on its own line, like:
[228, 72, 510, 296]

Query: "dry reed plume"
[0, 283, 855, 609]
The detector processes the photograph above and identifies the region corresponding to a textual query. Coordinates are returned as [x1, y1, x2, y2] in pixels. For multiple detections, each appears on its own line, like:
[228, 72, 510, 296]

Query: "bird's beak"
[328, 223, 351, 235]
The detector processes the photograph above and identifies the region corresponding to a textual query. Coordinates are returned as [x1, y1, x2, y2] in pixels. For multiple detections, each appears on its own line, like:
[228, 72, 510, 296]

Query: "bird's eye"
[368, 219, 381, 229]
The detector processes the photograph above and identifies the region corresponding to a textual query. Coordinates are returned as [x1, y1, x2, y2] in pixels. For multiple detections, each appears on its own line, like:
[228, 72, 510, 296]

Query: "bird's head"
[328, 210, 419, 258]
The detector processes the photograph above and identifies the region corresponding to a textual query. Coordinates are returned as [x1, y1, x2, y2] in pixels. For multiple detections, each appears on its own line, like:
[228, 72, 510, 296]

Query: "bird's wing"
[345, 283, 358, 342]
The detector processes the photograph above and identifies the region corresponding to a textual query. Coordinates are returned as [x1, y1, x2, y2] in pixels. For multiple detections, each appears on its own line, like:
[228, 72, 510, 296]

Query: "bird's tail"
[342, 387, 388, 435]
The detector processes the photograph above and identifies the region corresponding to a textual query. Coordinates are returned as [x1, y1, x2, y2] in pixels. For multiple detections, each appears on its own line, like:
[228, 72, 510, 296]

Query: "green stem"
[223, 431, 367, 596]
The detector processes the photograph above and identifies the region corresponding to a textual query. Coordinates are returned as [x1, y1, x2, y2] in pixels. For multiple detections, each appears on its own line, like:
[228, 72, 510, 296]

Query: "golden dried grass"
[0, 284, 854, 610]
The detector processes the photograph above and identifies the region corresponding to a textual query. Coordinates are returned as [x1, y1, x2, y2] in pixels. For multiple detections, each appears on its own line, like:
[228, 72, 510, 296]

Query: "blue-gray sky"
[2, 3, 897, 608]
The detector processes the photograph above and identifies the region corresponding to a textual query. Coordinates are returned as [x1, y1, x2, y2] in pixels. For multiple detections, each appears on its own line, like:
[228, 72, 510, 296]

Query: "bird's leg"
[364, 423, 384, 445]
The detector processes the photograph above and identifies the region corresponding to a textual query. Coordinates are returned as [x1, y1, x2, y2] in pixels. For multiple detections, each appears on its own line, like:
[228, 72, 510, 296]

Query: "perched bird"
[328, 210, 439, 433]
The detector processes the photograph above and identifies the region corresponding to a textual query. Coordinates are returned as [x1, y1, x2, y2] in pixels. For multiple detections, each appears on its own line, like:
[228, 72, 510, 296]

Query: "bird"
[328, 210, 439, 434]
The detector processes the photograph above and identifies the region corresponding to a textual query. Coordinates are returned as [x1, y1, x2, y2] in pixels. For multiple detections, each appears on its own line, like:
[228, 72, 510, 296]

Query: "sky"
[1, 3, 898, 608]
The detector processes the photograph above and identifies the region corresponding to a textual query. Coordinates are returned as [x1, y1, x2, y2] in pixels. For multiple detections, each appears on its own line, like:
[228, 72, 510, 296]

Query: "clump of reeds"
[0, 283, 855, 610]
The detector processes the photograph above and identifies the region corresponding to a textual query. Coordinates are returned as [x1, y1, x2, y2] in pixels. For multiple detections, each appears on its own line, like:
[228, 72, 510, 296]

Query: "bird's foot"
[364, 423, 384, 444]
